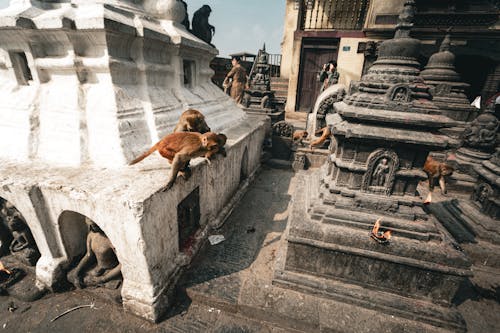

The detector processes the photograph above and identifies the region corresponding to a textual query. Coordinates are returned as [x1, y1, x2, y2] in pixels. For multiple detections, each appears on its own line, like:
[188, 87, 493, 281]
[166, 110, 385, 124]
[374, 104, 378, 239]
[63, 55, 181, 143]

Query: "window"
[183, 59, 195, 88]
[177, 187, 201, 252]
[9, 51, 32, 85]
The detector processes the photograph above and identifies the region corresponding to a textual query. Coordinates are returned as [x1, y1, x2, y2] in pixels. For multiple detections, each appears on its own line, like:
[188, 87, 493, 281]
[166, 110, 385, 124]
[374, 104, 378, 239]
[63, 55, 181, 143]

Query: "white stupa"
[0, 0, 267, 321]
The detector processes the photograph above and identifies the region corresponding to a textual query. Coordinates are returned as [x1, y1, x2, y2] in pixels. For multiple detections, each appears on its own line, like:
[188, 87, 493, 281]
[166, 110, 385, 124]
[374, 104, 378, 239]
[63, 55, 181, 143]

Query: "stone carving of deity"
[371, 158, 390, 187]
[463, 107, 499, 149]
[253, 66, 266, 85]
[392, 87, 408, 102]
[362, 149, 399, 195]
[472, 183, 492, 205]
[1, 202, 40, 266]
[68, 221, 122, 289]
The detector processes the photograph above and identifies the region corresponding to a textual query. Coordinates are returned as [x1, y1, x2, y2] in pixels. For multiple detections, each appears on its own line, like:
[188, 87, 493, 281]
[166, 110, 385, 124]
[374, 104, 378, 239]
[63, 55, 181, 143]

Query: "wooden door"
[297, 39, 338, 112]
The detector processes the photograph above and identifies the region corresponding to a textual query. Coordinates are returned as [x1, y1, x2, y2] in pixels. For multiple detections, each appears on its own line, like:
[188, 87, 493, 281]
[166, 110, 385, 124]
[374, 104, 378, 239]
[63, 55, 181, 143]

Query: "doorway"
[296, 38, 339, 112]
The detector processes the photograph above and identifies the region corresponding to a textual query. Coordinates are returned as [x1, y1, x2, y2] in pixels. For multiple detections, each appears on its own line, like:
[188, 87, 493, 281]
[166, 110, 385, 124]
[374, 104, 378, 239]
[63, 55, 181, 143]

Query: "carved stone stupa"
[420, 34, 477, 124]
[242, 44, 284, 123]
[274, 2, 470, 331]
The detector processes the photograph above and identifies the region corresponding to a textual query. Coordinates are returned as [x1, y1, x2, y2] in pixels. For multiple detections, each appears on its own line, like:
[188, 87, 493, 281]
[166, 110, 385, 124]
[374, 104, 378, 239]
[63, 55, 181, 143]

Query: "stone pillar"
[280, 0, 300, 80]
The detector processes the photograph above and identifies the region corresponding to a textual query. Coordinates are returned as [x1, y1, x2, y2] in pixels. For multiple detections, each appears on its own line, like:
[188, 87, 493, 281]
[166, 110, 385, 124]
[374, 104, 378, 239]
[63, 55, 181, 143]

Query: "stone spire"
[394, 0, 416, 38]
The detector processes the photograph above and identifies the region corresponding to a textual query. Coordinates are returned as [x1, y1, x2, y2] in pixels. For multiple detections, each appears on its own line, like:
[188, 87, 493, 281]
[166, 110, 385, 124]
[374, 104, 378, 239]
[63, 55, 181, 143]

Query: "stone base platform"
[0, 115, 266, 322]
[181, 170, 465, 333]
[292, 146, 330, 170]
[426, 198, 500, 296]
[242, 107, 285, 125]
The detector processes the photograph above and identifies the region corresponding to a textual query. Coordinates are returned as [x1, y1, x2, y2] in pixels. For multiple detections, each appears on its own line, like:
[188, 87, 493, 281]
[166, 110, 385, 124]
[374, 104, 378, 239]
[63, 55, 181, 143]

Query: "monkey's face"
[440, 165, 454, 177]
[196, 118, 211, 134]
[216, 133, 227, 147]
[202, 133, 221, 152]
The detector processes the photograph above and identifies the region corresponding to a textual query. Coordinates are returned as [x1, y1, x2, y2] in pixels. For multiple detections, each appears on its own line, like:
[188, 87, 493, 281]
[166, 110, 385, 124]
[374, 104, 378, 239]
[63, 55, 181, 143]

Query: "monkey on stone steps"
[130, 131, 227, 191]
[423, 156, 454, 195]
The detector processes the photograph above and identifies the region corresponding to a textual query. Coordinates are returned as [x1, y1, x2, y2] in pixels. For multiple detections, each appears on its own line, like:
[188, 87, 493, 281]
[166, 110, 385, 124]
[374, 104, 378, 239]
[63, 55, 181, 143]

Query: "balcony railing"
[299, 0, 370, 30]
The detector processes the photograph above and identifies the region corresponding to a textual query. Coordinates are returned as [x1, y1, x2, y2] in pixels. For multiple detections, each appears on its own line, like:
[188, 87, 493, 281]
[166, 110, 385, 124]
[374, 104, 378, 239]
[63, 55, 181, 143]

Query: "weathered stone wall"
[0, 114, 266, 321]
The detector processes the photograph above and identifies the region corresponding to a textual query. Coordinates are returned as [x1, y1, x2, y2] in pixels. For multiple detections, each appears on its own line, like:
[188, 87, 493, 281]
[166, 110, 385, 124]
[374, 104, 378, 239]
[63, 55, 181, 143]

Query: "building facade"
[281, 0, 500, 113]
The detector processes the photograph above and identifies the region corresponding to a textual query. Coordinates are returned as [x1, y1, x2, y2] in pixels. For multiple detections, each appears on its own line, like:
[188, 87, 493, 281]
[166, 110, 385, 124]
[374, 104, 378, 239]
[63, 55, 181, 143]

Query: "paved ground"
[1, 167, 499, 332]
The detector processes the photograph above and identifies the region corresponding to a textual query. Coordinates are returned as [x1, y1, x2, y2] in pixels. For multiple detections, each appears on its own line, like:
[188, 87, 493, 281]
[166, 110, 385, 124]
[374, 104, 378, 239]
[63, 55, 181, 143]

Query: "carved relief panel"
[362, 149, 399, 195]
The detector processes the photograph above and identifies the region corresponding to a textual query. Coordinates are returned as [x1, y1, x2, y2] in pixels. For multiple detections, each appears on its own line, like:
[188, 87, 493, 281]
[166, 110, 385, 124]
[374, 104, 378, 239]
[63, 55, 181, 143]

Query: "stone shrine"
[274, 1, 471, 331]
[420, 34, 477, 125]
[0, 0, 266, 321]
[449, 103, 499, 191]
[242, 45, 284, 123]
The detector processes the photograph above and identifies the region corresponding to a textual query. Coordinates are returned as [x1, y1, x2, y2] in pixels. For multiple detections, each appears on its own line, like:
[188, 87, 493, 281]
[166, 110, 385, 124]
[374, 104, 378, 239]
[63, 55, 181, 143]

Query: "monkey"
[423, 156, 454, 195]
[173, 109, 211, 134]
[208, 132, 227, 159]
[292, 130, 308, 146]
[310, 127, 331, 149]
[129, 131, 227, 191]
[68, 222, 121, 289]
[192, 5, 215, 45]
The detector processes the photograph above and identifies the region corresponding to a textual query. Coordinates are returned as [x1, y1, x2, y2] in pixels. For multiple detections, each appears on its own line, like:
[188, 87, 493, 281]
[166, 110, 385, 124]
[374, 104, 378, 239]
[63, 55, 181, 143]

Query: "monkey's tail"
[314, 127, 331, 137]
[129, 144, 158, 165]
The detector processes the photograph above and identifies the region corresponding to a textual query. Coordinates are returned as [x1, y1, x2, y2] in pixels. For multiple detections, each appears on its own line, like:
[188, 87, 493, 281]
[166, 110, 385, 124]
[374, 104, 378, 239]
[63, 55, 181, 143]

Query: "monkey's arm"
[163, 154, 188, 191]
[428, 175, 435, 191]
[439, 176, 447, 195]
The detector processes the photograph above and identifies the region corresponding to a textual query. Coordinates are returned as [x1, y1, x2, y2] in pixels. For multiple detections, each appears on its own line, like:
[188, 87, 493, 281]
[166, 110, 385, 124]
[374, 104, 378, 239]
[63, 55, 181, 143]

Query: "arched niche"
[361, 149, 399, 195]
[388, 84, 412, 103]
[58, 211, 122, 291]
[58, 211, 89, 263]
[0, 197, 40, 266]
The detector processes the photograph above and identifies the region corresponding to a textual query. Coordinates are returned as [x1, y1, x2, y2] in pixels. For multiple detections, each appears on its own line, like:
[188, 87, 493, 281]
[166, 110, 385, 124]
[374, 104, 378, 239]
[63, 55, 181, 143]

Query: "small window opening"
[183, 59, 195, 88]
[9, 52, 32, 85]
[177, 187, 201, 252]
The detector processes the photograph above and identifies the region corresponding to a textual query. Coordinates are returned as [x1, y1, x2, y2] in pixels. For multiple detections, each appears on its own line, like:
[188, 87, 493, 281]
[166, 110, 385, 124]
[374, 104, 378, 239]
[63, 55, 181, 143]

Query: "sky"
[0, 0, 286, 58]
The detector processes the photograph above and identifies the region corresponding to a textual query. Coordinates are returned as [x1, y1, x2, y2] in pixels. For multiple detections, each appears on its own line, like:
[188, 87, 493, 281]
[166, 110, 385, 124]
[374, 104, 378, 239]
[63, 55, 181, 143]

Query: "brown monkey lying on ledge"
[130, 131, 227, 191]
[173, 108, 228, 157]
[423, 156, 454, 195]
[293, 130, 308, 146]
[174, 109, 211, 133]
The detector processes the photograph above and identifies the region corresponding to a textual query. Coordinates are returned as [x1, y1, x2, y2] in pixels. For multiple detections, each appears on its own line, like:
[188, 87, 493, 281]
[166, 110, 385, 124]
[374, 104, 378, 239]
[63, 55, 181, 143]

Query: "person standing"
[318, 60, 339, 92]
[223, 56, 248, 105]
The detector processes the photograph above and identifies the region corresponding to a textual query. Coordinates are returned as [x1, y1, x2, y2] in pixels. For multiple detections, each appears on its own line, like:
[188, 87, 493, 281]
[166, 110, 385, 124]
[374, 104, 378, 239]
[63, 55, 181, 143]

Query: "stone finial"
[395, 0, 416, 38]
[440, 34, 452, 52]
[143, 0, 186, 23]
